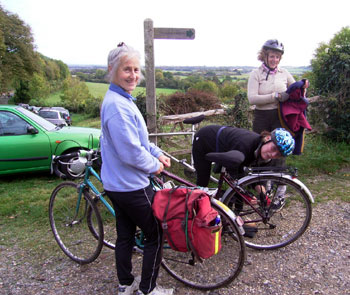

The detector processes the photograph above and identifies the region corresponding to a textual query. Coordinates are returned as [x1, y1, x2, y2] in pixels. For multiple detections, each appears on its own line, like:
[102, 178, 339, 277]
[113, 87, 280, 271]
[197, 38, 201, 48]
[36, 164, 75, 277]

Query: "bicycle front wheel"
[161, 201, 246, 290]
[87, 195, 116, 250]
[49, 182, 104, 264]
[223, 175, 312, 250]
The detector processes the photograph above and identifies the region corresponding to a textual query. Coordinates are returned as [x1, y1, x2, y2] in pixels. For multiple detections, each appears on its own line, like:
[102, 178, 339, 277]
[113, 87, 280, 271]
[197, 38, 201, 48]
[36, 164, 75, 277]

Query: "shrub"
[160, 89, 221, 115]
[190, 81, 219, 96]
[223, 91, 252, 129]
[134, 93, 147, 123]
[310, 27, 350, 142]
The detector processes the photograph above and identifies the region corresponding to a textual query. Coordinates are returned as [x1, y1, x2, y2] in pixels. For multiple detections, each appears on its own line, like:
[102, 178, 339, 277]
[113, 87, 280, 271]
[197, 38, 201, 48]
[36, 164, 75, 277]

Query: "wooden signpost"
[153, 27, 195, 40]
[144, 19, 195, 143]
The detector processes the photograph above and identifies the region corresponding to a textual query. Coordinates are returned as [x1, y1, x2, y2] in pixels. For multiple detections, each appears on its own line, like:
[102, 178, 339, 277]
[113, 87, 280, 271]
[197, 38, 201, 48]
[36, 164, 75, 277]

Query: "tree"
[28, 73, 50, 99]
[190, 80, 219, 96]
[61, 76, 92, 112]
[95, 69, 106, 80]
[310, 26, 350, 142]
[219, 81, 240, 104]
[0, 5, 38, 93]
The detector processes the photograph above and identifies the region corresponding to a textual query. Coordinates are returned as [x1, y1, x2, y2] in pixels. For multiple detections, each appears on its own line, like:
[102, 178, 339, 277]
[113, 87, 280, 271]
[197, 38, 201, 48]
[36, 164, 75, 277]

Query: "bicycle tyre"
[161, 201, 246, 290]
[87, 196, 116, 250]
[222, 175, 312, 250]
[49, 181, 104, 264]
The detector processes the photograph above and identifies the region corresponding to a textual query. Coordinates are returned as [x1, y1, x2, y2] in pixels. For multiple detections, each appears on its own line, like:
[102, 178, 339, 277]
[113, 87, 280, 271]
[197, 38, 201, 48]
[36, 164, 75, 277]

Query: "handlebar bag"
[152, 186, 222, 259]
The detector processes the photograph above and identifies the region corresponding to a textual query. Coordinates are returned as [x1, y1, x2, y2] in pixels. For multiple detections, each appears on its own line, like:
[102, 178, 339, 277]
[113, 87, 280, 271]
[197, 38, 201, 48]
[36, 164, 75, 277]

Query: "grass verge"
[1, 117, 349, 254]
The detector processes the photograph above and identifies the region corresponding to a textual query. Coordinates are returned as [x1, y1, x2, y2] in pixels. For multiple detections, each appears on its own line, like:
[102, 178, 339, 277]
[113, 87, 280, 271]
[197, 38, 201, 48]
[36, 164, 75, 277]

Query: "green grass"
[286, 133, 350, 175]
[72, 113, 101, 128]
[73, 114, 350, 177]
[43, 82, 179, 107]
[46, 91, 62, 105]
[1, 116, 349, 251]
[85, 82, 179, 98]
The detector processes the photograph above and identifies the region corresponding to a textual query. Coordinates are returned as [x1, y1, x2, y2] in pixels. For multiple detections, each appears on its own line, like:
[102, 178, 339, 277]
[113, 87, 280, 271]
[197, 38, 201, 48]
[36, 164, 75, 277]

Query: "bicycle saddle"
[205, 150, 245, 169]
[183, 114, 205, 125]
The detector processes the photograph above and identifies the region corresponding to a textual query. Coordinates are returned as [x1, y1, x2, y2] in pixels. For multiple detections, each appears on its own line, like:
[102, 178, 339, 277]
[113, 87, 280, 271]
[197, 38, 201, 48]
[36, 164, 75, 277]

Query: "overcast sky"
[1, 0, 350, 67]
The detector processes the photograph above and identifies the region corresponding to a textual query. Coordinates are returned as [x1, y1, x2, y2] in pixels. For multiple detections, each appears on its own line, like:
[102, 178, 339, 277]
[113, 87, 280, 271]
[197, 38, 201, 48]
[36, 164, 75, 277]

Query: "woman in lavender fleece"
[100, 43, 172, 295]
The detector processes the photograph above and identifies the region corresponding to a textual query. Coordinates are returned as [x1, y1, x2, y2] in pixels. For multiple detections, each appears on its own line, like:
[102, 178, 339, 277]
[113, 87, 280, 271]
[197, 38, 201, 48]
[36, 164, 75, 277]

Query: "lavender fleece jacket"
[100, 83, 162, 192]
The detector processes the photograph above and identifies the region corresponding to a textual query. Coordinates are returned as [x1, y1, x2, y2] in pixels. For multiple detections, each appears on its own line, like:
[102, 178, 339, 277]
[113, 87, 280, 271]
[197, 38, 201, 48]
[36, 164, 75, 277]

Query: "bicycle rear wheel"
[49, 181, 104, 264]
[87, 195, 116, 249]
[161, 202, 246, 290]
[222, 175, 312, 250]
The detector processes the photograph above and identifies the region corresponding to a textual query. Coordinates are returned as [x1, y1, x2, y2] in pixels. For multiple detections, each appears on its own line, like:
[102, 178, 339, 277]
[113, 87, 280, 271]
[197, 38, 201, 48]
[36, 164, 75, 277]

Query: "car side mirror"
[27, 125, 38, 134]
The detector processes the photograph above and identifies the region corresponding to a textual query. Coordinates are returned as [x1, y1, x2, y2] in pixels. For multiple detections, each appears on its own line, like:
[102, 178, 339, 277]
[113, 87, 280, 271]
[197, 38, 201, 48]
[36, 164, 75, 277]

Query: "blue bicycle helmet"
[263, 39, 284, 54]
[271, 128, 295, 156]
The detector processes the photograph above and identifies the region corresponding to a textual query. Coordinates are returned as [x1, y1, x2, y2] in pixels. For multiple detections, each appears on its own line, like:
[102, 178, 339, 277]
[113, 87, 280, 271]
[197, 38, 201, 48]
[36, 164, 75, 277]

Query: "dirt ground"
[1, 199, 350, 295]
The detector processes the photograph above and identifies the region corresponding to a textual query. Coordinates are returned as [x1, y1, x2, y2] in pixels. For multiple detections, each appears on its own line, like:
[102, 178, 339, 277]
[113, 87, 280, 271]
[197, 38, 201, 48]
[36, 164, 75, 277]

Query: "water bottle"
[214, 215, 221, 225]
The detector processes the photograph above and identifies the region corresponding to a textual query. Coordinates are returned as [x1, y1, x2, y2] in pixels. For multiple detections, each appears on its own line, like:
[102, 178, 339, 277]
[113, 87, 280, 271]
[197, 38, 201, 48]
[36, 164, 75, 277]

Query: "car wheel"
[58, 152, 86, 179]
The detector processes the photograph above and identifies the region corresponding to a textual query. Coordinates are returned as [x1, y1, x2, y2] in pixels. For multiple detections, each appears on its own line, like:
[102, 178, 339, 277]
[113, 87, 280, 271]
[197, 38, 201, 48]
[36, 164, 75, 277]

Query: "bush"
[310, 27, 350, 142]
[159, 89, 221, 115]
[190, 81, 219, 96]
[219, 81, 241, 105]
[84, 96, 103, 118]
[134, 93, 147, 123]
[223, 91, 252, 129]
[60, 76, 92, 113]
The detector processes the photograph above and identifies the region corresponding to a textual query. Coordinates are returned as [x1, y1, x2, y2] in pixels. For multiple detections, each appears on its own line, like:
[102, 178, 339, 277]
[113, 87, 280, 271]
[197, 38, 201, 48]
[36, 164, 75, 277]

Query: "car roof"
[39, 108, 60, 112]
[1, 105, 23, 111]
[39, 106, 69, 112]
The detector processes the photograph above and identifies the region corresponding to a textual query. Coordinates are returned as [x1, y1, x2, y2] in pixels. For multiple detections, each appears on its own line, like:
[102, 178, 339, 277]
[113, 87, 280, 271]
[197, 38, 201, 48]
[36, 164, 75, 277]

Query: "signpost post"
[144, 18, 195, 143]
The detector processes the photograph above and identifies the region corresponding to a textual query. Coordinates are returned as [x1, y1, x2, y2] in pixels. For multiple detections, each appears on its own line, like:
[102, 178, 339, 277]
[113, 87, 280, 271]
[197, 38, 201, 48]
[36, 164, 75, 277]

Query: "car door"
[0, 110, 52, 174]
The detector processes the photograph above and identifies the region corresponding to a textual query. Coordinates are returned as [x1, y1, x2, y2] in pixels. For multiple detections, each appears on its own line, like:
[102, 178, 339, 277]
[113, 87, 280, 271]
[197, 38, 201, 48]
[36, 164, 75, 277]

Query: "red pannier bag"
[152, 186, 222, 259]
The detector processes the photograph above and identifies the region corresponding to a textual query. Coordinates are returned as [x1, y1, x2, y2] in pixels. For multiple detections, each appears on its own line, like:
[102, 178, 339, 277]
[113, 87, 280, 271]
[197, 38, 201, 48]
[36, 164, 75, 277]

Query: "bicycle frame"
[221, 170, 314, 205]
[78, 159, 115, 217]
[160, 164, 314, 227]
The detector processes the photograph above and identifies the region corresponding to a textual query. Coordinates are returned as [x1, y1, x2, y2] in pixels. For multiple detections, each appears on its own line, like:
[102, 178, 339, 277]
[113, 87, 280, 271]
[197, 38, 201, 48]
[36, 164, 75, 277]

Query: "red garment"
[280, 88, 312, 132]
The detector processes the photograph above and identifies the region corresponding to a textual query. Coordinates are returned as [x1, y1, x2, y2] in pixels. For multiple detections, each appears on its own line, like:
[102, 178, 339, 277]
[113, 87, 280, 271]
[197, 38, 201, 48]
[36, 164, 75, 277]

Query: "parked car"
[28, 105, 41, 114]
[0, 105, 100, 178]
[38, 107, 67, 127]
[50, 107, 72, 126]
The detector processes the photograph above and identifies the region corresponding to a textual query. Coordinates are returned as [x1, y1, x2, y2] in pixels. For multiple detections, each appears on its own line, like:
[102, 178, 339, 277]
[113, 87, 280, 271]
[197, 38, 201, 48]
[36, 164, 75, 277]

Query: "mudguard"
[211, 198, 245, 235]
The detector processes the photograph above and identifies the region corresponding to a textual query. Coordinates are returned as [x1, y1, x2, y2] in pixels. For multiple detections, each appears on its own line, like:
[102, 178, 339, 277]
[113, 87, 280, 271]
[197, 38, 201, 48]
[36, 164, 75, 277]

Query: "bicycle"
[158, 150, 314, 250]
[49, 149, 246, 290]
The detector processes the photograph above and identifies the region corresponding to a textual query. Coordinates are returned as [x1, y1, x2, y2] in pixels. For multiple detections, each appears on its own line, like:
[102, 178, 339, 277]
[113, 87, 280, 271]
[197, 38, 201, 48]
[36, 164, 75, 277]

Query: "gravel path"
[1, 200, 350, 295]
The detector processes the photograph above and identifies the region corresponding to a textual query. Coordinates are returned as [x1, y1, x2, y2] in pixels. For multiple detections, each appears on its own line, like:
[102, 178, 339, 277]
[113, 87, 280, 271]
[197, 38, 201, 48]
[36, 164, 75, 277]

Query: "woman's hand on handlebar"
[158, 154, 171, 168]
[154, 162, 164, 175]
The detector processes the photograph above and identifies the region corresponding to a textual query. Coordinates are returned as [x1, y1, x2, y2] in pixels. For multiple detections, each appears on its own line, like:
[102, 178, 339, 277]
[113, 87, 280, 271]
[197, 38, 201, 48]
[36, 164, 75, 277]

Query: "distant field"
[43, 83, 180, 105]
[85, 82, 179, 98]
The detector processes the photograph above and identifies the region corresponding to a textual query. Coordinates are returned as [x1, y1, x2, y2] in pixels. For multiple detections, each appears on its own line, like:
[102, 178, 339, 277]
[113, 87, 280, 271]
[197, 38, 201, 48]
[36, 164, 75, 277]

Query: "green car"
[0, 105, 100, 178]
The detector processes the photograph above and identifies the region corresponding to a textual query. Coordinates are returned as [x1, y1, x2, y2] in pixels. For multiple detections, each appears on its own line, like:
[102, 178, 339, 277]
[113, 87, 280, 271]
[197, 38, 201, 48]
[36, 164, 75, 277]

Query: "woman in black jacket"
[192, 125, 294, 187]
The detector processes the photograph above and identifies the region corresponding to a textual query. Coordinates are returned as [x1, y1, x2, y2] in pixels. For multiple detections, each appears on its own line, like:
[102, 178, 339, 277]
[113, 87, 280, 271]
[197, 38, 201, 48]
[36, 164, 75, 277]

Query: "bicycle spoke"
[161, 203, 245, 290]
[87, 194, 116, 250]
[223, 175, 312, 250]
[49, 182, 103, 264]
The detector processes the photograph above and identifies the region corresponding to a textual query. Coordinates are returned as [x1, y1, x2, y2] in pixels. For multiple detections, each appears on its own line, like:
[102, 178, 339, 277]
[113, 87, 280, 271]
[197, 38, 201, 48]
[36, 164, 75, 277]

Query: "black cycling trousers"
[105, 185, 162, 294]
[192, 134, 213, 187]
[253, 109, 285, 167]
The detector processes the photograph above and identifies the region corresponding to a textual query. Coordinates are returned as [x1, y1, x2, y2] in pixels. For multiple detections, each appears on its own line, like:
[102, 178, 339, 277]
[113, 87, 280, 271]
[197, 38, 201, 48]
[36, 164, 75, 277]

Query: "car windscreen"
[39, 110, 59, 119]
[18, 107, 57, 131]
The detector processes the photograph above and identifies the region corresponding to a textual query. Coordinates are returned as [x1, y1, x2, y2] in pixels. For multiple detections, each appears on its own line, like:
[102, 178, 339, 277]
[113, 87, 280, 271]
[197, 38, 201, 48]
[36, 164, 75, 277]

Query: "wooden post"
[144, 19, 195, 144]
[144, 19, 157, 143]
